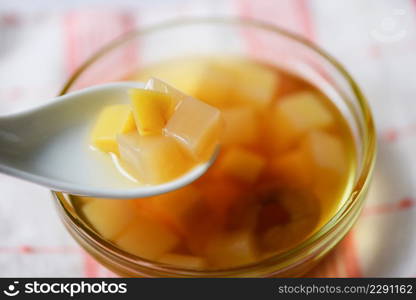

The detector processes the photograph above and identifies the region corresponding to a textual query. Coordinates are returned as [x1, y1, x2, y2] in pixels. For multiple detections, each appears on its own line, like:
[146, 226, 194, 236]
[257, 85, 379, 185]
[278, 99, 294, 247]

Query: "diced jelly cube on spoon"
[117, 132, 193, 184]
[90, 104, 135, 154]
[219, 148, 266, 184]
[129, 89, 175, 136]
[303, 131, 348, 175]
[164, 96, 222, 161]
[145, 77, 187, 103]
[133, 186, 203, 235]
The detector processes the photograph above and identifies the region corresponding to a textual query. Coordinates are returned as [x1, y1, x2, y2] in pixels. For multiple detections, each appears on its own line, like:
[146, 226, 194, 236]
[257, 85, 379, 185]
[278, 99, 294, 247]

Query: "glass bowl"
[53, 17, 376, 277]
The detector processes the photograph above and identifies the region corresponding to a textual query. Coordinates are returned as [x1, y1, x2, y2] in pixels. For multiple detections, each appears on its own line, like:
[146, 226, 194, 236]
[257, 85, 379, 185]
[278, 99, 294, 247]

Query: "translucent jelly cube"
[81, 198, 136, 240]
[164, 96, 222, 160]
[302, 131, 348, 203]
[224, 59, 278, 110]
[115, 212, 180, 260]
[134, 186, 203, 235]
[199, 179, 243, 218]
[157, 253, 206, 269]
[219, 148, 266, 183]
[221, 106, 259, 145]
[182, 203, 225, 256]
[117, 132, 193, 184]
[129, 89, 175, 136]
[90, 105, 135, 154]
[205, 230, 257, 268]
[270, 91, 334, 151]
[302, 131, 347, 175]
[270, 148, 312, 188]
[145, 77, 186, 103]
[192, 63, 237, 108]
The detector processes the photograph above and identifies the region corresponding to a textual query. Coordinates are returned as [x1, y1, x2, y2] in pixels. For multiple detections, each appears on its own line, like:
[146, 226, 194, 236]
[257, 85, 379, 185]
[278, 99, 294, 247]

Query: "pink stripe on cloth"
[363, 197, 416, 217]
[82, 251, 100, 278]
[381, 123, 416, 143]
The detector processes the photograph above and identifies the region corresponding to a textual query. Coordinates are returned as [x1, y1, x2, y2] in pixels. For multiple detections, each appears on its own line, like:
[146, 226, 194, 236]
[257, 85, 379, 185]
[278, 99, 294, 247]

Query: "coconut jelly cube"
[164, 96, 222, 160]
[145, 77, 186, 103]
[222, 106, 259, 145]
[270, 148, 312, 188]
[81, 198, 136, 240]
[226, 59, 277, 110]
[135, 186, 203, 235]
[115, 212, 179, 260]
[90, 105, 135, 154]
[219, 148, 266, 183]
[205, 230, 257, 268]
[303, 131, 347, 175]
[271, 91, 334, 151]
[129, 89, 175, 136]
[117, 132, 193, 184]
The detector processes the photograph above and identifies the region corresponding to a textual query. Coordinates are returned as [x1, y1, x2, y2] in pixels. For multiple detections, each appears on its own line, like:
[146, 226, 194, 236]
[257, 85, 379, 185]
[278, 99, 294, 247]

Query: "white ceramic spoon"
[0, 82, 217, 199]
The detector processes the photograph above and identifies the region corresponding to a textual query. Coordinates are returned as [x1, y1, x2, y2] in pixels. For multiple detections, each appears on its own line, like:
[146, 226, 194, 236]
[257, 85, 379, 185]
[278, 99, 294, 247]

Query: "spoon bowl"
[0, 82, 216, 198]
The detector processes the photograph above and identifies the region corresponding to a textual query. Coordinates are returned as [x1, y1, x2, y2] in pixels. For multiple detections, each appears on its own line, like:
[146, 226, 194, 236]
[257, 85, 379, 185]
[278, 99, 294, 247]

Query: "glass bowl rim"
[54, 17, 377, 276]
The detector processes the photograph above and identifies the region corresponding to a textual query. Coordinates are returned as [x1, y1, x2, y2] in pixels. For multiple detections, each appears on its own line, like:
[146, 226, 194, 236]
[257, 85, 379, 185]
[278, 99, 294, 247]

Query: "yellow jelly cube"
[205, 230, 257, 268]
[223, 59, 278, 110]
[194, 59, 277, 109]
[81, 198, 136, 240]
[145, 77, 187, 103]
[270, 148, 312, 188]
[117, 132, 193, 184]
[219, 148, 266, 183]
[192, 64, 236, 108]
[135, 186, 202, 235]
[157, 253, 206, 269]
[222, 106, 259, 145]
[164, 96, 222, 160]
[302, 131, 348, 204]
[303, 131, 348, 175]
[129, 88, 175, 136]
[271, 91, 334, 151]
[90, 105, 135, 154]
[115, 212, 179, 260]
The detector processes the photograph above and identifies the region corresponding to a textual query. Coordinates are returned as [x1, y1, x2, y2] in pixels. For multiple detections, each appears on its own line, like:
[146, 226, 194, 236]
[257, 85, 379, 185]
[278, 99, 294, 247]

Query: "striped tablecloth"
[0, 0, 415, 277]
